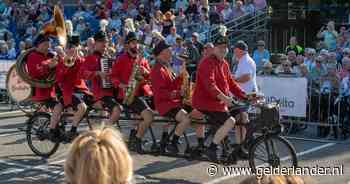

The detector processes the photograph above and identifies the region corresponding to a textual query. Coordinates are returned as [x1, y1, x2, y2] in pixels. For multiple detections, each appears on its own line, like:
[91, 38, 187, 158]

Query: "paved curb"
[0, 110, 25, 119]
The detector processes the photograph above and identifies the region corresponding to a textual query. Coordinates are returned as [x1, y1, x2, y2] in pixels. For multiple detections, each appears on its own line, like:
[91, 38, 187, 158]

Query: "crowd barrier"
[257, 75, 350, 142]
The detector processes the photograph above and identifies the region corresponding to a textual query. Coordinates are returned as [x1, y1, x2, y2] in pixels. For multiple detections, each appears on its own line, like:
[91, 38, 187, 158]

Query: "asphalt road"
[0, 116, 349, 184]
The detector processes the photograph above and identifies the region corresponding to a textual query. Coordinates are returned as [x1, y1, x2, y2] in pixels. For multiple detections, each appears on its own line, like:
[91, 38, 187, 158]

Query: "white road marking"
[204, 143, 336, 184]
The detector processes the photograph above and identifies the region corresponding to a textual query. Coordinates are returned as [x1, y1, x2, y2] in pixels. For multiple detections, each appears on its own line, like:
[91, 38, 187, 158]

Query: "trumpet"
[64, 47, 78, 67]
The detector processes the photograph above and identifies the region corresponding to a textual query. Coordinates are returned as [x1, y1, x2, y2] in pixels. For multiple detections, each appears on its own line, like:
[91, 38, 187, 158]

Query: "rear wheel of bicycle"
[248, 135, 298, 173]
[26, 112, 60, 158]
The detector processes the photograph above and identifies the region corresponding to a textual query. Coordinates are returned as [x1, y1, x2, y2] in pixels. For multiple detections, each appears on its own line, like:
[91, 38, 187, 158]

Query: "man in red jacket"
[192, 35, 249, 162]
[26, 33, 63, 142]
[56, 35, 93, 141]
[111, 32, 154, 154]
[150, 40, 192, 154]
[79, 31, 121, 126]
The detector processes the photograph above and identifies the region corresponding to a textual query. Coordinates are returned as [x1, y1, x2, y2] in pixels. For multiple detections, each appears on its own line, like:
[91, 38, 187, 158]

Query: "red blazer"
[111, 52, 153, 100]
[56, 57, 91, 107]
[78, 52, 114, 101]
[192, 56, 246, 112]
[150, 62, 183, 116]
[26, 50, 56, 102]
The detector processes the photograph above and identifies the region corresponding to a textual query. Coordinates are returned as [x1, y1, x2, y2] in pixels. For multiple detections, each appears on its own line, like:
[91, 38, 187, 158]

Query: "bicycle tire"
[248, 134, 298, 173]
[26, 112, 60, 158]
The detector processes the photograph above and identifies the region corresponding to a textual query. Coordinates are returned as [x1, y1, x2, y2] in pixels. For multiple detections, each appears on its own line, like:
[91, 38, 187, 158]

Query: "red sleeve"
[55, 58, 68, 83]
[111, 57, 123, 88]
[224, 62, 246, 99]
[140, 58, 152, 81]
[198, 60, 222, 98]
[78, 56, 98, 80]
[27, 52, 52, 79]
[151, 66, 181, 101]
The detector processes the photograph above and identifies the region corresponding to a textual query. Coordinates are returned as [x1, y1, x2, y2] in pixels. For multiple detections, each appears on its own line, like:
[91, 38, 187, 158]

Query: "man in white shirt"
[166, 27, 179, 46]
[233, 40, 258, 159]
[234, 40, 258, 93]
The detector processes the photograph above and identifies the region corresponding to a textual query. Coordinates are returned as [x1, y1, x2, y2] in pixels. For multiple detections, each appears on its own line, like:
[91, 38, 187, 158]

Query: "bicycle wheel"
[248, 135, 298, 173]
[26, 112, 60, 157]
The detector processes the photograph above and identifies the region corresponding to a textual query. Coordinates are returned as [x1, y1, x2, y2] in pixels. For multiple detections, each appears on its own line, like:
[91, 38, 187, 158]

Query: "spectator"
[321, 63, 339, 94]
[141, 24, 153, 47]
[276, 59, 293, 75]
[231, 0, 246, 19]
[85, 37, 95, 56]
[151, 10, 163, 33]
[176, 0, 189, 12]
[252, 40, 270, 70]
[221, 2, 233, 22]
[339, 57, 350, 80]
[293, 55, 306, 77]
[64, 127, 133, 184]
[161, 11, 174, 37]
[234, 40, 258, 93]
[287, 50, 297, 66]
[191, 32, 204, 55]
[7, 39, 16, 59]
[258, 61, 277, 76]
[19, 41, 26, 54]
[209, 6, 221, 25]
[136, 4, 150, 23]
[166, 26, 179, 46]
[319, 49, 329, 62]
[184, 40, 200, 74]
[317, 21, 338, 51]
[304, 48, 316, 71]
[309, 56, 327, 83]
[202, 42, 214, 59]
[160, 0, 174, 13]
[0, 41, 9, 59]
[286, 36, 304, 55]
[254, 0, 267, 10]
[185, 0, 198, 17]
[175, 8, 187, 36]
[243, 0, 256, 15]
[109, 13, 122, 31]
[172, 37, 186, 75]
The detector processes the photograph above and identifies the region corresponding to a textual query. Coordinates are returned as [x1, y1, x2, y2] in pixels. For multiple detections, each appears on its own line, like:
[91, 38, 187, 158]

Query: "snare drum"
[6, 64, 33, 102]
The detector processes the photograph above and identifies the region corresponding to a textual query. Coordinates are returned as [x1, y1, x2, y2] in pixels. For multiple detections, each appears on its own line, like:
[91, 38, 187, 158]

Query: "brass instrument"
[123, 57, 144, 105]
[180, 62, 192, 105]
[15, 5, 67, 88]
[63, 47, 78, 68]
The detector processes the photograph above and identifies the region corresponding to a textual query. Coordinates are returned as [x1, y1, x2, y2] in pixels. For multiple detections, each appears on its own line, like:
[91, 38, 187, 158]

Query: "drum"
[6, 64, 33, 102]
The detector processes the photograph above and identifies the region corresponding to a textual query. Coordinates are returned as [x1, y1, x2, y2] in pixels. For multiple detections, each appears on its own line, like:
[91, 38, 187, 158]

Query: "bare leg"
[213, 117, 236, 145]
[107, 106, 121, 126]
[71, 103, 87, 127]
[235, 112, 249, 144]
[49, 103, 63, 129]
[136, 109, 154, 138]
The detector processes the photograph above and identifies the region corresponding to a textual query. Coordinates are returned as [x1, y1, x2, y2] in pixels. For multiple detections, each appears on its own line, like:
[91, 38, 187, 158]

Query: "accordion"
[100, 57, 113, 89]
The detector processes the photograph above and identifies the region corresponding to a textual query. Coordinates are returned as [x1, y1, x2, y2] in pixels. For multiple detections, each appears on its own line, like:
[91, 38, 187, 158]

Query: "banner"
[257, 76, 308, 117]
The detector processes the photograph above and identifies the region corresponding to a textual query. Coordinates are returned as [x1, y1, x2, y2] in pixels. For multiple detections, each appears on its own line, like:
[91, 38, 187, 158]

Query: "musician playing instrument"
[56, 35, 93, 141]
[26, 33, 63, 142]
[192, 35, 251, 162]
[79, 31, 121, 125]
[111, 32, 154, 154]
[150, 40, 193, 154]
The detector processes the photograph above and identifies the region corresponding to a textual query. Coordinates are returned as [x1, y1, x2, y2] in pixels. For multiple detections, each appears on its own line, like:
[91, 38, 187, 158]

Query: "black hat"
[33, 33, 50, 46]
[177, 50, 190, 60]
[214, 35, 229, 46]
[67, 34, 80, 48]
[234, 40, 248, 51]
[153, 40, 171, 56]
[94, 31, 108, 42]
[125, 32, 138, 44]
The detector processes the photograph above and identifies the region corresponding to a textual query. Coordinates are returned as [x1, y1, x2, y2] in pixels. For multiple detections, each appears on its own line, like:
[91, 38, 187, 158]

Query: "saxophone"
[180, 62, 192, 106]
[123, 59, 143, 105]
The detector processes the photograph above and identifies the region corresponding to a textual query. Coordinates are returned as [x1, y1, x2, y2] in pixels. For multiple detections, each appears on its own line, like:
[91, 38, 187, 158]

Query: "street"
[0, 116, 349, 184]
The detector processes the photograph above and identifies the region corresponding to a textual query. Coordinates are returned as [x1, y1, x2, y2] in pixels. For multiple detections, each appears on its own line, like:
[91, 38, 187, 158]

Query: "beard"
[129, 48, 138, 55]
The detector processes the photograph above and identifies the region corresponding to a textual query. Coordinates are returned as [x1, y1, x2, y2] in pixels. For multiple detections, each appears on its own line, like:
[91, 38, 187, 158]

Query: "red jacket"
[78, 52, 114, 101]
[26, 50, 56, 102]
[192, 56, 246, 112]
[56, 57, 91, 107]
[111, 52, 153, 100]
[150, 62, 183, 116]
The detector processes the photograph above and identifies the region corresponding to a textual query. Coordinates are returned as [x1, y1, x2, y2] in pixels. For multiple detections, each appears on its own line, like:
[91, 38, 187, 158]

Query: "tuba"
[123, 58, 143, 105]
[180, 62, 193, 106]
[15, 5, 67, 89]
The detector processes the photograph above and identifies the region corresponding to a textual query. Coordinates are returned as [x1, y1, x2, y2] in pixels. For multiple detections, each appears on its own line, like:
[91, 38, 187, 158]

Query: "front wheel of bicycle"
[248, 134, 298, 173]
[26, 112, 60, 158]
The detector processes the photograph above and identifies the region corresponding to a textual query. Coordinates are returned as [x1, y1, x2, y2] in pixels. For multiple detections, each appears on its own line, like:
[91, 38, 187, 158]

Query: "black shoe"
[48, 130, 61, 143]
[65, 131, 79, 143]
[128, 130, 137, 149]
[237, 147, 249, 160]
[135, 138, 145, 154]
[204, 148, 218, 163]
[166, 143, 179, 154]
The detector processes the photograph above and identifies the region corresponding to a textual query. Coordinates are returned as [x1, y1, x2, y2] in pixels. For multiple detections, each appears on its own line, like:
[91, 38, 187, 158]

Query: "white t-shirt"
[235, 53, 258, 93]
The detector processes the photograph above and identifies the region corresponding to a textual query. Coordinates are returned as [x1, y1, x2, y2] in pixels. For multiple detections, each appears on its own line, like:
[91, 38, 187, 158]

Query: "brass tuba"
[15, 5, 67, 88]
